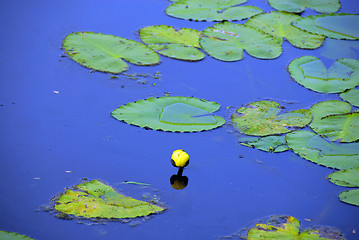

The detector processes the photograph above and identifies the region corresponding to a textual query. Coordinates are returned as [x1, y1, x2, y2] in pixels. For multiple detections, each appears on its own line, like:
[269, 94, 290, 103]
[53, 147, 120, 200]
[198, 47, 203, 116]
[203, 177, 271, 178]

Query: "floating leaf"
[245, 11, 325, 49]
[165, 0, 262, 22]
[339, 189, 359, 206]
[0, 231, 34, 240]
[231, 101, 311, 136]
[140, 25, 204, 61]
[239, 135, 289, 152]
[111, 96, 225, 132]
[63, 32, 160, 74]
[200, 22, 282, 61]
[328, 167, 359, 187]
[340, 88, 359, 107]
[288, 56, 359, 93]
[286, 130, 359, 169]
[320, 39, 359, 60]
[292, 13, 359, 40]
[54, 180, 165, 219]
[267, 0, 340, 13]
[309, 100, 359, 142]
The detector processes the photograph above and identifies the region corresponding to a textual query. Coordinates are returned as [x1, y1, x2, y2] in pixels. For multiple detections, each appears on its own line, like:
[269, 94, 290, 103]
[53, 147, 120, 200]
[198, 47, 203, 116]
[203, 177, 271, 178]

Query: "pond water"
[0, 0, 358, 239]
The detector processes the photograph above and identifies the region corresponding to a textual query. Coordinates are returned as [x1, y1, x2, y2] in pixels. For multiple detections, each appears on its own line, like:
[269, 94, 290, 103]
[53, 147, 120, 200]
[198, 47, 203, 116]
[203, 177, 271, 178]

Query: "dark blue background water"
[1, 0, 358, 239]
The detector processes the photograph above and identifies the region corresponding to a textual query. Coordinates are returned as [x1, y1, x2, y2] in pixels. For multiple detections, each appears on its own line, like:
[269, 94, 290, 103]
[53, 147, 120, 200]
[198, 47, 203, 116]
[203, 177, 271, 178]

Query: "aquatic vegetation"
[111, 96, 226, 132]
[320, 39, 359, 60]
[339, 189, 359, 207]
[0, 231, 34, 240]
[238, 135, 289, 153]
[267, 0, 340, 13]
[328, 168, 359, 206]
[340, 88, 359, 107]
[63, 32, 160, 74]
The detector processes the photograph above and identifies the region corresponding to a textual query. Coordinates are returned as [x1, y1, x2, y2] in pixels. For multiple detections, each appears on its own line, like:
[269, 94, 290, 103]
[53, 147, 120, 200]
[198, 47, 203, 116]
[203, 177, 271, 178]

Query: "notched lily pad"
[231, 101, 311, 136]
[200, 22, 282, 61]
[245, 11, 325, 49]
[288, 56, 359, 93]
[339, 189, 359, 207]
[0, 231, 34, 240]
[293, 13, 359, 40]
[165, 0, 262, 22]
[238, 135, 289, 152]
[111, 96, 225, 132]
[63, 32, 160, 74]
[340, 88, 359, 107]
[54, 180, 165, 219]
[328, 167, 359, 187]
[267, 0, 340, 13]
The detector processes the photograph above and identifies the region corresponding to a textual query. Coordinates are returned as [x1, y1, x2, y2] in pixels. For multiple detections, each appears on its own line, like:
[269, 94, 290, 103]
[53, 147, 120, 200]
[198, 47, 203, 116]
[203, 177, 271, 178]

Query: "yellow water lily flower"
[171, 149, 189, 168]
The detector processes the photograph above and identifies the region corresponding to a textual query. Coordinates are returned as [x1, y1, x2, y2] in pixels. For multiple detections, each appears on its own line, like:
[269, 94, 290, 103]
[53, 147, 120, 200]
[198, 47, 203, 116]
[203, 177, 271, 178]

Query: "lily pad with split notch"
[238, 135, 289, 153]
[267, 0, 340, 13]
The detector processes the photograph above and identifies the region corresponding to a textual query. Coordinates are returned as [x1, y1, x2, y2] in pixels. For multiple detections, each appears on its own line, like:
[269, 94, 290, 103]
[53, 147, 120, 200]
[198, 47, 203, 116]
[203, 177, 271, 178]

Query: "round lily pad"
[267, 0, 340, 13]
[339, 189, 359, 207]
[340, 88, 359, 107]
[328, 167, 359, 187]
[0, 231, 34, 240]
[288, 56, 359, 93]
[239, 135, 289, 153]
[111, 96, 226, 132]
[63, 32, 160, 74]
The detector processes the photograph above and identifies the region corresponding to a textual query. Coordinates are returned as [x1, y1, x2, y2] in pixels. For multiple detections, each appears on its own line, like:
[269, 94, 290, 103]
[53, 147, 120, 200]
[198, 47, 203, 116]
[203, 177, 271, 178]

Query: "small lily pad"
[339, 189, 359, 206]
[63, 32, 160, 74]
[292, 13, 359, 40]
[239, 135, 289, 153]
[288, 56, 359, 93]
[200, 22, 282, 61]
[267, 0, 340, 13]
[231, 101, 311, 136]
[0, 231, 34, 240]
[165, 0, 262, 22]
[245, 11, 325, 49]
[340, 88, 359, 107]
[328, 167, 359, 187]
[111, 96, 225, 132]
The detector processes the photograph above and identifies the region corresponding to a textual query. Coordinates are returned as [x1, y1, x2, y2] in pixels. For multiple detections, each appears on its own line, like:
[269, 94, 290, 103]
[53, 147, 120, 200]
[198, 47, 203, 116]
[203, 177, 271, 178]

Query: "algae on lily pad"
[140, 25, 204, 61]
[339, 189, 359, 207]
[0, 231, 34, 240]
[288, 56, 359, 93]
[231, 101, 311, 136]
[328, 167, 359, 187]
[340, 88, 359, 107]
[165, 0, 262, 22]
[111, 96, 225, 132]
[286, 130, 359, 169]
[267, 0, 340, 13]
[238, 135, 289, 153]
[292, 13, 359, 40]
[54, 180, 165, 219]
[63, 32, 160, 74]
[245, 11, 325, 49]
[200, 22, 282, 61]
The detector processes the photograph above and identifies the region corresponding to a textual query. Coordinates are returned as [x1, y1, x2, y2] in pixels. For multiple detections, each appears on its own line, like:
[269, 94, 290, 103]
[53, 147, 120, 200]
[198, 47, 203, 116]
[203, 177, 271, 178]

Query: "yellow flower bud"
[171, 149, 189, 168]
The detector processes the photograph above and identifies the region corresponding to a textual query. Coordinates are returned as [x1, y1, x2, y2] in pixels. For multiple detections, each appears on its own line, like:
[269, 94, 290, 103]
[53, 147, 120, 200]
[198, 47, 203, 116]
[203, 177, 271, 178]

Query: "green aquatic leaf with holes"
[231, 101, 311, 136]
[288, 56, 359, 93]
[63, 32, 160, 74]
[200, 22, 282, 61]
[286, 130, 359, 169]
[340, 88, 359, 107]
[239, 135, 289, 153]
[309, 100, 359, 142]
[267, 0, 340, 13]
[111, 96, 225, 132]
[245, 11, 324, 49]
[140, 25, 204, 61]
[292, 13, 359, 40]
[165, 0, 262, 22]
[54, 180, 165, 219]
[0, 231, 34, 240]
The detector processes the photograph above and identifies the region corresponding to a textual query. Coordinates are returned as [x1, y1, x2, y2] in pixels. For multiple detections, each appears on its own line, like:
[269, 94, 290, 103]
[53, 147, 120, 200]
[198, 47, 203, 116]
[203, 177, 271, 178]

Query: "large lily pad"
[63, 32, 160, 74]
[340, 88, 359, 107]
[231, 101, 311, 136]
[328, 167, 359, 187]
[288, 56, 359, 93]
[139, 25, 204, 61]
[238, 135, 289, 153]
[200, 22, 282, 61]
[339, 189, 359, 206]
[292, 13, 359, 40]
[286, 130, 359, 169]
[165, 0, 262, 22]
[111, 96, 225, 132]
[0, 231, 34, 240]
[309, 100, 359, 142]
[267, 0, 340, 13]
[54, 180, 165, 219]
[245, 11, 325, 49]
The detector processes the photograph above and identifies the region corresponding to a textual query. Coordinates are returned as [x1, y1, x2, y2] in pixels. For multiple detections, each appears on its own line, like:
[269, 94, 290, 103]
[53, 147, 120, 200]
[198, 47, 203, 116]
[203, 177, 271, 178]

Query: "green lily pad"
[340, 88, 359, 107]
[239, 135, 289, 152]
[200, 22, 282, 61]
[245, 11, 325, 49]
[54, 180, 165, 219]
[111, 96, 225, 132]
[139, 25, 204, 61]
[320, 39, 359, 60]
[231, 101, 311, 136]
[0, 231, 34, 240]
[63, 32, 160, 74]
[165, 0, 262, 22]
[286, 130, 359, 169]
[292, 13, 359, 40]
[309, 100, 359, 142]
[339, 189, 359, 206]
[288, 56, 359, 93]
[328, 167, 359, 187]
[267, 0, 340, 13]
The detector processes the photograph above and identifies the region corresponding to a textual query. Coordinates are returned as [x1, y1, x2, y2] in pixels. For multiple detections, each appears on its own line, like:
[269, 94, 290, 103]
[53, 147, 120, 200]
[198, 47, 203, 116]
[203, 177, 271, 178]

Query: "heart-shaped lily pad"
[245, 11, 325, 49]
[63, 32, 160, 74]
[0, 231, 34, 240]
[238, 135, 289, 152]
[328, 167, 359, 187]
[267, 0, 340, 13]
[165, 0, 262, 22]
[340, 88, 359, 107]
[111, 96, 225, 132]
[288, 56, 359, 93]
[292, 13, 359, 40]
[231, 101, 311, 136]
[200, 22, 282, 61]
[339, 189, 359, 207]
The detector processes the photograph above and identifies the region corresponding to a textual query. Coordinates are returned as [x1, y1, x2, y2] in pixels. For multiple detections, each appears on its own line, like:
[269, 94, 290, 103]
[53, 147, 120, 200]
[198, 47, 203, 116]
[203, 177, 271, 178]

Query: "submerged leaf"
[328, 167, 359, 187]
[239, 135, 289, 152]
[340, 88, 359, 107]
[288, 56, 359, 93]
[267, 0, 340, 13]
[111, 96, 225, 132]
[339, 189, 359, 206]
[0, 231, 34, 240]
[320, 39, 359, 60]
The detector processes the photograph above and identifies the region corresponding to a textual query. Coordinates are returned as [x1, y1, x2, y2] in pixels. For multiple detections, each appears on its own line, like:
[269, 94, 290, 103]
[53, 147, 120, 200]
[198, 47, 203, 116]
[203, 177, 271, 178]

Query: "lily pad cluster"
[328, 168, 359, 206]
